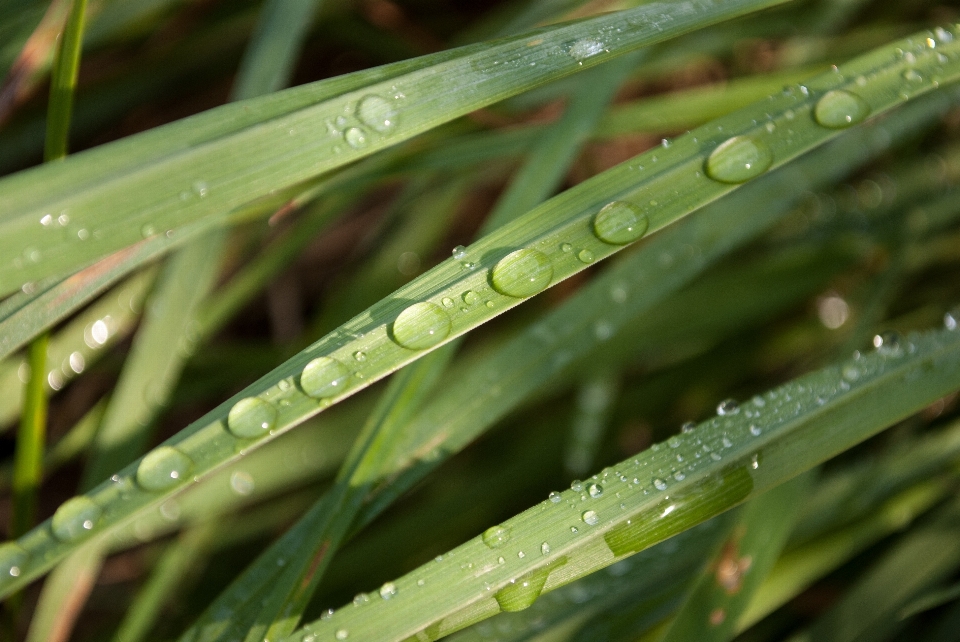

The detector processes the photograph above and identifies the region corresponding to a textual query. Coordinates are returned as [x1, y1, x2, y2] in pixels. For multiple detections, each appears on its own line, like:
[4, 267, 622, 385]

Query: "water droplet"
[517, 551, 525, 559]
[51, 496, 102, 542]
[391, 302, 451, 350]
[582, 510, 599, 526]
[717, 399, 739, 416]
[568, 38, 604, 62]
[570, 479, 583, 491]
[560, 243, 573, 253]
[230, 471, 255, 495]
[136, 446, 193, 491]
[705, 136, 773, 183]
[379, 582, 397, 599]
[482, 525, 511, 548]
[353, 351, 366, 362]
[673, 471, 685, 481]
[750, 454, 760, 469]
[945, 308, 959, 330]
[570, 526, 579, 534]
[226, 397, 277, 438]
[0, 544, 27, 578]
[548, 491, 561, 503]
[541, 542, 551, 555]
[681, 421, 696, 433]
[462, 290, 479, 305]
[356, 95, 398, 132]
[344, 127, 367, 148]
[441, 297, 454, 308]
[300, 356, 351, 399]
[653, 478, 668, 491]
[814, 90, 871, 128]
[495, 558, 567, 612]
[750, 424, 762, 436]
[577, 249, 594, 263]
[336, 630, 349, 640]
[452, 245, 467, 259]
[141, 224, 156, 238]
[491, 249, 553, 298]
[587, 483, 603, 498]
[873, 331, 901, 355]
[593, 201, 649, 245]
[902, 69, 923, 83]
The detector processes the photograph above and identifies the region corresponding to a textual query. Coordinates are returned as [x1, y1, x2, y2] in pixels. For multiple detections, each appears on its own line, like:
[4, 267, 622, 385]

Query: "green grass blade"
[42, 0, 86, 162]
[289, 323, 960, 642]
[0, 0, 786, 295]
[23, 541, 102, 642]
[10, 335, 48, 538]
[0, 25, 956, 600]
[659, 473, 814, 642]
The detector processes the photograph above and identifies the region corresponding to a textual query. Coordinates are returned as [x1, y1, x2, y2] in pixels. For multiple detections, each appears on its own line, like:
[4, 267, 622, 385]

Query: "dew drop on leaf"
[356, 95, 398, 133]
[391, 302, 452, 350]
[300, 356, 351, 399]
[582, 510, 599, 525]
[491, 249, 554, 297]
[136, 446, 193, 491]
[0, 544, 27, 579]
[51, 496, 102, 542]
[226, 397, 277, 438]
[705, 136, 773, 183]
[592, 201, 649, 245]
[588, 483, 603, 498]
[813, 89, 871, 128]
[482, 525, 511, 549]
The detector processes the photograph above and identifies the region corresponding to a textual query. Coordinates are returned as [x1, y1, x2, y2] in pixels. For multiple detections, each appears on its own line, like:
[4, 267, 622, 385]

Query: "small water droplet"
[344, 127, 368, 149]
[873, 331, 902, 355]
[391, 302, 451, 350]
[452, 245, 467, 259]
[705, 136, 773, 183]
[356, 95, 398, 132]
[441, 297, 454, 308]
[570, 479, 583, 491]
[0, 544, 28, 578]
[681, 421, 696, 433]
[353, 351, 366, 362]
[673, 470, 685, 481]
[750, 454, 760, 469]
[717, 399, 739, 416]
[582, 510, 599, 526]
[482, 525, 511, 548]
[570, 526, 579, 534]
[336, 630, 349, 640]
[593, 201, 649, 245]
[568, 38, 604, 62]
[750, 424, 762, 436]
[588, 483, 603, 498]
[902, 69, 923, 83]
[577, 249, 594, 263]
[136, 446, 193, 491]
[379, 582, 397, 599]
[491, 249, 554, 297]
[226, 397, 277, 438]
[814, 90, 871, 128]
[51, 496, 102, 542]
[462, 290, 479, 306]
[653, 478, 668, 491]
[541, 542, 551, 555]
[141, 224, 156, 238]
[945, 308, 959, 330]
[301, 356, 351, 399]
[560, 242, 573, 253]
[548, 491, 561, 503]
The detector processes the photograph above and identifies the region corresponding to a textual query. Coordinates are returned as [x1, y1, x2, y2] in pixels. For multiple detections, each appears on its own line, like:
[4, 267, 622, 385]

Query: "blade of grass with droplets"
[358, 83, 957, 529]
[0, 270, 153, 429]
[181, 51, 642, 642]
[0, 27, 956, 599]
[289, 322, 960, 642]
[0, 0, 786, 296]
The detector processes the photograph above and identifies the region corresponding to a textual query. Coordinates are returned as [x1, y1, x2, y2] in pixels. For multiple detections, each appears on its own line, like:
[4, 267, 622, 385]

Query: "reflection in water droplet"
[482, 525, 511, 549]
[226, 397, 277, 438]
[0, 544, 27, 578]
[593, 201, 649, 245]
[344, 127, 368, 149]
[814, 90, 871, 128]
[391, 302, 451, 350]
[705, 136, 773, 183]
[136, 446, 193, 491]
[491, 249, 553, 298]
[301, 356, 351, 399]
[588, 483, 603, 498]
[356, 95, 398, 132]
[51, 496, 102, 542]
[582, 510, 599, 526]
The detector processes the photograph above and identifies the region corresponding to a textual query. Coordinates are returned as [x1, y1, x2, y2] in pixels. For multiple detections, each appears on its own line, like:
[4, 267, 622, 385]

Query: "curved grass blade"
[0, 25, 957, 598]
[289, 323, 960, 642]
[0, 0, 785, 296]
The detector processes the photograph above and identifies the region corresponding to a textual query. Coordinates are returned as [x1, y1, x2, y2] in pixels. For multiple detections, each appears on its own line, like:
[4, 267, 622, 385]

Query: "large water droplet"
[391, 302, 451, 350]
[568, 38, 604, 62]
[593, 201, 649, 245]
[494, 559, 566, 611]
[136, 446, 193, 491]
[482, 525, 511, 548]
[300, 356, 351, 399]
[0, 543, 27, 578]
[51, 496, 102, 542]
[379, 582, 397, 599]
[814, 90, 871, 128]
[582, 510, 599, 526]
[490, 249, 553, 298]
[705, 136, 773, 184]
[588, 483, 603, 498]
[356, 95, 398, 133]
[226, 397, 277, 438]
[462, 290, 479, 306]
[548, 491, 561, 503]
